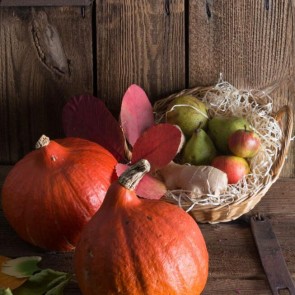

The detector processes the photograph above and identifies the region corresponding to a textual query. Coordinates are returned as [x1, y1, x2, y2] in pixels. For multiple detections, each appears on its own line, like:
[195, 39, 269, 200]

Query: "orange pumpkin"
[2, 136, 117, 251]
[74, 159, 208, 295]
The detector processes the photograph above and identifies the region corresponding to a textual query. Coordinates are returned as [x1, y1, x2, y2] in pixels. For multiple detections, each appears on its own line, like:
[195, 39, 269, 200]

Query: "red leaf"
[136, 173, 166, 200]
[62, 95, 127, 162]
[120, 84, 154, 146]
[116, 163, 166, 200]
[131, 124, 184, 171]
[115, 163, 129, 177]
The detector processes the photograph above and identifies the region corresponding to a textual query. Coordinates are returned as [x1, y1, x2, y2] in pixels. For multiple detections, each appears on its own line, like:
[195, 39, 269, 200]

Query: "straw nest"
[154, 80, 293, 223]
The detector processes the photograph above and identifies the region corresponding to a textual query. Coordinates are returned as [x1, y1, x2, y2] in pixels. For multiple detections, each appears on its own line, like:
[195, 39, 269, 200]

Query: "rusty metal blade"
[250, 214, 295, 295]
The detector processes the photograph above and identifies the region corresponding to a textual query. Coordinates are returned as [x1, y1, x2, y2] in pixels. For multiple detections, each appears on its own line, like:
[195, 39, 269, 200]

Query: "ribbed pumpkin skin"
[74, 182, 209, 295]
[1, 137, 117, 251]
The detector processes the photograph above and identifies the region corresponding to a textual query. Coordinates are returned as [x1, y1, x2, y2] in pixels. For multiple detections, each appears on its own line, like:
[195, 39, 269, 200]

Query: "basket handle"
[271, 105, 294, 177]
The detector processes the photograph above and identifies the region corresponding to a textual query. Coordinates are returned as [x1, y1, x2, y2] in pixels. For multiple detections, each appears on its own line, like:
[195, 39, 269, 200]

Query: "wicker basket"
[154, 85, 293, 223]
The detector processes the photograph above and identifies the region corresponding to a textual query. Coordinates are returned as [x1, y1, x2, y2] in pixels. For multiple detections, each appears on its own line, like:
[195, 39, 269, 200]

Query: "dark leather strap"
[250, 214, 295, 295]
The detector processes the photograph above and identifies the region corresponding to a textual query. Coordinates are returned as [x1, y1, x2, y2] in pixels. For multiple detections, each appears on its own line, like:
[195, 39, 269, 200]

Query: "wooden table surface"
[0, 166, 294, 295]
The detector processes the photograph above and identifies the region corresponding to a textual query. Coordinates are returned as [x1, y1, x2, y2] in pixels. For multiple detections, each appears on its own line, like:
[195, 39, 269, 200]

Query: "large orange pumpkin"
[74, 159, 209, 295]
[1, 136, 117, 251]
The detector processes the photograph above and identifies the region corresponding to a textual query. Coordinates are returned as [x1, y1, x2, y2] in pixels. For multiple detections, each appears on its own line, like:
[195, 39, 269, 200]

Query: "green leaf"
[13, 269, 72, 295]
[0, 288, 13, 295]
[1, 257, 41, 278]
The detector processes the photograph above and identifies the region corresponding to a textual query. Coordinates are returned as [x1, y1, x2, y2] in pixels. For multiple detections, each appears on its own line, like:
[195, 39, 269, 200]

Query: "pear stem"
[194, 122, 203, 134]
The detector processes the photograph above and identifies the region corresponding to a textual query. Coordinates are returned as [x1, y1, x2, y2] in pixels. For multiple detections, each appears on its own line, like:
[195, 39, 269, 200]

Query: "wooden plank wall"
[0, 7, 93, 164]
[0, 0, 294, 177]
[96, 0, 186, 115]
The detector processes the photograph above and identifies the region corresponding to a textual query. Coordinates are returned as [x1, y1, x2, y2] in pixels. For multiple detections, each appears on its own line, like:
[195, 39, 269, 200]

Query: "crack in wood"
[165, 0, 170, 16]
[206, 0, 212, 19]
[30, 9, 71, 79]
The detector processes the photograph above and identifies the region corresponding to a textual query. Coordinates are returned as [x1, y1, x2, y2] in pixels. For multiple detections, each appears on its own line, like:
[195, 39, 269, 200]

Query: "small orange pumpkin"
[2, 135, 117, 251]
[74, 159, 209, 295]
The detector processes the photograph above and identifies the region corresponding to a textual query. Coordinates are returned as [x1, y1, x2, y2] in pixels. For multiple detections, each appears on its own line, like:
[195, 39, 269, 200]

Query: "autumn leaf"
[0, 257, 27, 290]
[1, 256, 72, 295]
[13, 269, 72, 295]
[120, 84, 154, 147]
[115, 120, 184, 200]
[62, 86, 184, 201]
[135, 173, 167, 200]
[131, 124, 185, 171]
[1, 257, 41, 279]
[0, 288, 13, 295]
[62, 95, 127, 162]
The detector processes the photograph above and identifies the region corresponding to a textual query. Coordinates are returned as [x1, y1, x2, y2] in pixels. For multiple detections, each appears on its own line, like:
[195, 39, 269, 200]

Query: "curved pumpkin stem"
[35, 135, 50, 149]
[119, 159, 150, 190]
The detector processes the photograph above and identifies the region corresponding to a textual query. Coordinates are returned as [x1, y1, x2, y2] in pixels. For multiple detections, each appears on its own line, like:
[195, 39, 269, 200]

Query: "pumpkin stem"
[119, 159, 151, 190]
[35, 135, 50, 149]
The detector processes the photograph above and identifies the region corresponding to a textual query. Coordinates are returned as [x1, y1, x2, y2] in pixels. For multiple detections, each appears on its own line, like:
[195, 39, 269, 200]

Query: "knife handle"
[250, 214, 295, 295]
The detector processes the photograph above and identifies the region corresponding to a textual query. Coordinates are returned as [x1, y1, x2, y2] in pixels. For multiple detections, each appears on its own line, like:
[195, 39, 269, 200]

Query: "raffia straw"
[154, 79, 283, 212]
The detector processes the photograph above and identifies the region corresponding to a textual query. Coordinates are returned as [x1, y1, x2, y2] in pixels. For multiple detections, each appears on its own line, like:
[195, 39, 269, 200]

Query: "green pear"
[166, 95, 208, 138]
[182, 128, 217, 165]
[208, 116, 250, 154]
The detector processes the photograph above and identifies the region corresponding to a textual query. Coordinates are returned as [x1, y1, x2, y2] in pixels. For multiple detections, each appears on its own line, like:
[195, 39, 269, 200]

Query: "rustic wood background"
[0, 0, 294, 177]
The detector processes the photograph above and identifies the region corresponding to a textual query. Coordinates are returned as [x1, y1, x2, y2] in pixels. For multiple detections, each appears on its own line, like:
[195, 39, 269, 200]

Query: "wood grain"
[0, 7, 93, 164]
[0, 0, 93, 6]
[0, 165, 294, 294]
[188, 0, 292, 89]
[271, 82, 295, 177]
[188, 0, 294, 178]
[96, 0, 185, 116]
[203, 279, 272, 295]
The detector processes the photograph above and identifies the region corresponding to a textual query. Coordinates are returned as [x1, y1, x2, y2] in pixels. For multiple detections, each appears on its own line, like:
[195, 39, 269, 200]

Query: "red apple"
[211, 155, 250, 184]
[228, 128, 261, 158]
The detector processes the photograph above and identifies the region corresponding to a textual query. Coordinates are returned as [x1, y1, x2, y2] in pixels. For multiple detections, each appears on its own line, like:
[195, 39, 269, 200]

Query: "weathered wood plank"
[188, 0, 295, 178]
[203, 278, 272, 295]
[200, 216, 295, 278]
[0, 0, 93, 6]
[96, 0, 185, 116]
[250, 178, 295, 215]
[189, 0, 292, 90]
[271, 83, 295, 177]
[0, 7, 93, 164]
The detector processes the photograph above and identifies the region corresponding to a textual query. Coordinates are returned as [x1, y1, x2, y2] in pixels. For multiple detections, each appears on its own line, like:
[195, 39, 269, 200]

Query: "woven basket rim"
[154, 85, 294, 223]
